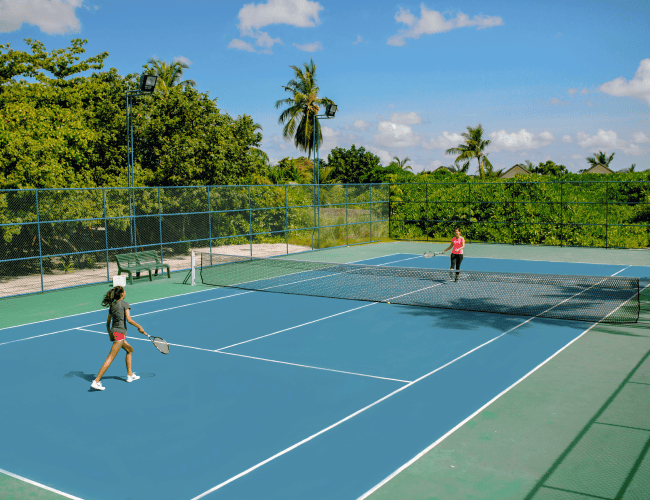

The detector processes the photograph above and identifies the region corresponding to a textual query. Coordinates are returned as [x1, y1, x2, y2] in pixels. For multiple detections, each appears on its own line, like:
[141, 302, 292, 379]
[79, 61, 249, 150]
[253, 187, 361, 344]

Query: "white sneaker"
[126, 373, 140, 383]
[91, 380, 105, 391]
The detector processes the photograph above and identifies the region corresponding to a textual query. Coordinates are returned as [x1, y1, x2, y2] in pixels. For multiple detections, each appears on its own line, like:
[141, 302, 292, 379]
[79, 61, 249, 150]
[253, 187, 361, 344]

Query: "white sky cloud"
[489, 129, 555, 150]
[365, 145, 392, 165]
[353, 35, 363, 45]
[293, 41, 323, 52]
[576, 129, 622, 149]
[390, 111, 423, 125]
[237, 0, 322, 34]
[0, 0, 83, 34]
[562, 135, 572, 143]
[580, 88, 589, 94]
[353, 119, 370, 129]
[600, 58, 650, 106]
[173, 56, 193, 66]
[571, 154, 584, 160]
[228, 38, 256, 52]
[374, 121, 420, 148]
[632, 132, 649, 143]
[387, 6, 503, 47]
[567, 88, 578, 95]
[421, 131, 464, 150]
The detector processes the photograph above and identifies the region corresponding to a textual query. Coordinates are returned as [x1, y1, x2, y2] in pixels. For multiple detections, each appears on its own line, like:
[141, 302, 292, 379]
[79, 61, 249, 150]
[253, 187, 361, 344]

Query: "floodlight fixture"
[139, 74, 158, 93]
[325, 103, 338, 117]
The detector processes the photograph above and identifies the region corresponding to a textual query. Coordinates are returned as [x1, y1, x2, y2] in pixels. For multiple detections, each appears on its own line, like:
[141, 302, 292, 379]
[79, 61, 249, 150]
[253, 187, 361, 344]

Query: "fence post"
[370, 184, 373, 242]
[511, 183, 515, 245]
[208, 186, 212, 255]
[285, 185, 289, 254]
[35, 189, 44, 293]
[103, 188, 109, 281]
[605, 181, 609, 249]
[467, 182, 471, 243]
[425, 182, 429, 242]
[158, 188, 164, 262]
[388, 183, 391, 240]
[346, 184, 349, 246]
[248, 186, 253, 257]
[560, 181, 564, 248]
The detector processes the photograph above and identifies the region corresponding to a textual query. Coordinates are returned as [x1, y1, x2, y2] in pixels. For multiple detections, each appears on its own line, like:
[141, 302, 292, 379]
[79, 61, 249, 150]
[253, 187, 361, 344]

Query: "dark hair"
[102, 286, 125, 307]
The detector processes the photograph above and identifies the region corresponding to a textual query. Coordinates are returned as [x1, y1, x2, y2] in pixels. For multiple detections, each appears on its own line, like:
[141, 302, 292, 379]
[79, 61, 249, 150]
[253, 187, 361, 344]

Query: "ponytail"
[102, 286, 125, 307]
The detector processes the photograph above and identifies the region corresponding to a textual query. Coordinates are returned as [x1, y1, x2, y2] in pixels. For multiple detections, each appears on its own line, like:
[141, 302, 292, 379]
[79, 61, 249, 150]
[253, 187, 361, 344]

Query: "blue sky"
[2, 0, 649, 173]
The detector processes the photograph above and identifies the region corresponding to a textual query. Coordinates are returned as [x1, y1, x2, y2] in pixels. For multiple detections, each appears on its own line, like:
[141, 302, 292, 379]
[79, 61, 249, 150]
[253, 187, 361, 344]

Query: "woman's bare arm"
[125, 309, 147, 335]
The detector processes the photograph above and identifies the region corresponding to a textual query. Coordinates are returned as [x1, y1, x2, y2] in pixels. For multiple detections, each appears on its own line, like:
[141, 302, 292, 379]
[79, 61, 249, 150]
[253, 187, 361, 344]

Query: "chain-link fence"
[0, 184, 389, 298]
[389, 180, 650, 249]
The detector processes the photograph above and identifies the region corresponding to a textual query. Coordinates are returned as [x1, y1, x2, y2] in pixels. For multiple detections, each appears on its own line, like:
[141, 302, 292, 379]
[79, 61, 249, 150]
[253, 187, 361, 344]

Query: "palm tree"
[445, 124, 493, 180]
[275, 58, 335, 160]
[392, 156, 412, 172]
[146, 58, 196, 95]
[586, 151, 615, 169]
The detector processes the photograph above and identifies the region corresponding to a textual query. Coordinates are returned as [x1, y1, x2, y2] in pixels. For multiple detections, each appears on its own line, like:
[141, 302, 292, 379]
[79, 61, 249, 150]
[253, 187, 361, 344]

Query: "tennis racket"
[423, 251, 443, 258]
[146, 334, 170, 354]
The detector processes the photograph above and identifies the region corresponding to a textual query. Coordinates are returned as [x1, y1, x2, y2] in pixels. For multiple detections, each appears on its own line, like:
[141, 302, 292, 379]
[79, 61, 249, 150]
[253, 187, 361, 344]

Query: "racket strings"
[151, 337, 170, 354]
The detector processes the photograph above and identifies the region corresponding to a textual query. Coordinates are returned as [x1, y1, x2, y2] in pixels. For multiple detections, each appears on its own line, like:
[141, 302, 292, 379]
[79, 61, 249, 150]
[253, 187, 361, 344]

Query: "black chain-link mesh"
[200, 254, 640, 324]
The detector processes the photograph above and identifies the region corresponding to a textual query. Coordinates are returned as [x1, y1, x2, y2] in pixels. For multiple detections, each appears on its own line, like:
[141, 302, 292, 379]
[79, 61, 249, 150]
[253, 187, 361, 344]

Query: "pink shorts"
[110, 332, 126, 342]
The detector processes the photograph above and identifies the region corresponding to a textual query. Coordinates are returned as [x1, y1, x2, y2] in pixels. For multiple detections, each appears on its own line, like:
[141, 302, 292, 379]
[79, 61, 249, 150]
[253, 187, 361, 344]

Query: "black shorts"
[450, 253, 463, 270]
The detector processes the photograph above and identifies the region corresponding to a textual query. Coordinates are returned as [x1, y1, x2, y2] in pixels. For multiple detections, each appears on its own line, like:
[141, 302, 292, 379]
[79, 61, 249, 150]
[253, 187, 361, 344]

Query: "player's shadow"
[63, 371, 155, 391]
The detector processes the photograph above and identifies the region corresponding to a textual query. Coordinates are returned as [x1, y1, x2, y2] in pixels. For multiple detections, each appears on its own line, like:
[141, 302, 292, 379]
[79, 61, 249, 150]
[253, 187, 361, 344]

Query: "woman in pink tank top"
[442, 228, 465, 281]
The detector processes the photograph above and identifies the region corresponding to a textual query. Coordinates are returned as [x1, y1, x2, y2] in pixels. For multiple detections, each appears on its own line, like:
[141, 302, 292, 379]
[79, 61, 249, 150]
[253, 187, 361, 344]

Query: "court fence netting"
[1, 180, 648, 299]
[198, 253, 645, 324]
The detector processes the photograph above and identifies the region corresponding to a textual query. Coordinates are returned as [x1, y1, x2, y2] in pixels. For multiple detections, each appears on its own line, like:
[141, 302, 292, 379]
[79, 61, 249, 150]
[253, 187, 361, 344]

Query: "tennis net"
[198, 253, 641, 324]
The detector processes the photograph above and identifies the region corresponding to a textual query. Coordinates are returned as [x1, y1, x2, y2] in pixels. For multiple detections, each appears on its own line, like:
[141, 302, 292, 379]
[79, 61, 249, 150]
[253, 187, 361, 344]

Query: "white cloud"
[562, 135, 572, 143]
[374, 121, 420, 148]
[549, 97, 568, 106]
[365, 145, 392, 165]
[567, 88, 578, 95]
[293, 41, 323, 52]
[622, 143, 645, 156]
[632, 132, 649, 143]
[421, 131, 464, 150]
[173, 56, 193, 66]
[353, 119, 370, 129]
[228, 38, 256, 52]
[353, 35, 363, 45]
[489, 129, 555, 150]
[255, 31, 283, 49]
[0, 0, 83, 34]
[571, 154, 584, 160]
[600, 58, 650, 106]
[580, 88, 589, 94]
[238, 0, 323, 34]
[387, 5, 503, 47]
[390, 111, 423, 125]
[576, 129, 622, 149]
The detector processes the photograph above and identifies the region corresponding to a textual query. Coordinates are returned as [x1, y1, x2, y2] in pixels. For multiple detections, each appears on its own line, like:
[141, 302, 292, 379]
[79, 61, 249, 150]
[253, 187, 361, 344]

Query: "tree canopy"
[0, 39, 266, 189]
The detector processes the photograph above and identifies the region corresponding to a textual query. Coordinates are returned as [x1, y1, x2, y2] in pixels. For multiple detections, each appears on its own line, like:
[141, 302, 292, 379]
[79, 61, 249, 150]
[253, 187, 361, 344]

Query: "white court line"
[357, 270, 648, 499]
[190, 267, 635, 499]
[75, 328, 409, 383]
[0, 467, 85, 500]
[611, 265, 631, 276]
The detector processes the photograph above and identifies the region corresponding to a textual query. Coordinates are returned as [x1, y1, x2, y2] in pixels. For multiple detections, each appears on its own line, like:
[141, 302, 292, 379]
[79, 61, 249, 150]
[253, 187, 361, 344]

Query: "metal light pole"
[126, 74, 158, 250]
[312, 103, 338, 249]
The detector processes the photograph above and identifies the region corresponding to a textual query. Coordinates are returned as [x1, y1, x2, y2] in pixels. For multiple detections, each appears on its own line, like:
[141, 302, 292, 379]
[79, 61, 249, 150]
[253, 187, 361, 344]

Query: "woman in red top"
[442, 227, 465, 281]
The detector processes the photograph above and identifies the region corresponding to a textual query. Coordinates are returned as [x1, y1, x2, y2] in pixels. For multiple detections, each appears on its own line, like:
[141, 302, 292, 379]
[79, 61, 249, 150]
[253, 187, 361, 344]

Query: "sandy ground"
[0, 243, 312, 298]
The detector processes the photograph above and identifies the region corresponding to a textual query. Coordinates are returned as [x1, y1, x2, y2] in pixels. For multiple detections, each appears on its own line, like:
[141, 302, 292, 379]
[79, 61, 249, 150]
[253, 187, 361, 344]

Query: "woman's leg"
[456, 253, 463, 281]
[122, 341, 134, 376]
[95, 341, 123, 382]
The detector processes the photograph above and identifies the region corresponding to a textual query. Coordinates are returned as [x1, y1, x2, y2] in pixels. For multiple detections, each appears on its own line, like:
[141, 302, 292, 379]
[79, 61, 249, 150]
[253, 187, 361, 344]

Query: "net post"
[190, 251, 196, 286]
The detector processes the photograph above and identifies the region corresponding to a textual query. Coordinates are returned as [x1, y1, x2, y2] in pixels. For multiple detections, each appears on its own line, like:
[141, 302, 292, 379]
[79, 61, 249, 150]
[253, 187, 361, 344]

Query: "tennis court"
[1, 242, 649, 500]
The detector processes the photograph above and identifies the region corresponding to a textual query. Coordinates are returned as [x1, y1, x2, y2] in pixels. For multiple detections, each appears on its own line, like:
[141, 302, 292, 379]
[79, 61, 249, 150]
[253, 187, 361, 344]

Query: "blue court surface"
[0, 253, 647, 500]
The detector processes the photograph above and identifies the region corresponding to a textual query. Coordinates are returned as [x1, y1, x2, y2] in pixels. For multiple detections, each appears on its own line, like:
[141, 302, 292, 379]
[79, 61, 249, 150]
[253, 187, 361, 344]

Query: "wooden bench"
[115, 250, 170, 285]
